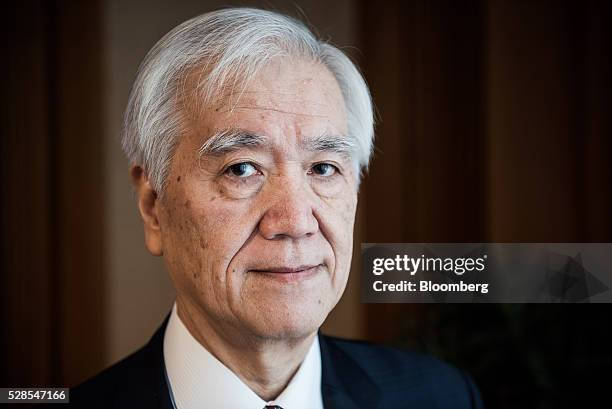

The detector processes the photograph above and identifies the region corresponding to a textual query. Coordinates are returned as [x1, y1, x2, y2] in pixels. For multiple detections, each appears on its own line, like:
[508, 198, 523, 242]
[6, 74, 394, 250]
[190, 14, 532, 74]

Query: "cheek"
[162, 185, 259, 291]
[319, 191, 357, 285]
[159, 195, 210, 288]
[326, 189, 357, 241]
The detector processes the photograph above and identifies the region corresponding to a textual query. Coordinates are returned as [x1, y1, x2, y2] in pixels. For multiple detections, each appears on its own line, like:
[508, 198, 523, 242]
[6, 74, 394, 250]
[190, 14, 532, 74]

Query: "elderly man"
[59, 7, 482, 409]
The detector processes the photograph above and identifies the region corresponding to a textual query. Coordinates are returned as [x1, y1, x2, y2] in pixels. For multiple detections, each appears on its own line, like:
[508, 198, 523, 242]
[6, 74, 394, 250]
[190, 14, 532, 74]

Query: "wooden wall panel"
[360, 0, 488, 343]
[0, 1, 54, 387]
[0, 0, 105, 387]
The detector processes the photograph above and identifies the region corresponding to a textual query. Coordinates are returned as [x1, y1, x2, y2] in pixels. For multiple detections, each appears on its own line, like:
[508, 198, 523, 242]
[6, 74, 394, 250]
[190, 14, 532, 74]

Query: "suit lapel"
[136, 313, 174, 409]
[319, 334, 382, 409]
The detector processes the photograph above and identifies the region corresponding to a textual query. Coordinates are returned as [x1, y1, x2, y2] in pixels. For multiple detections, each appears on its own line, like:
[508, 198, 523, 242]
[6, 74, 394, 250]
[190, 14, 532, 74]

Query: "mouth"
[249, 264, 323, 282]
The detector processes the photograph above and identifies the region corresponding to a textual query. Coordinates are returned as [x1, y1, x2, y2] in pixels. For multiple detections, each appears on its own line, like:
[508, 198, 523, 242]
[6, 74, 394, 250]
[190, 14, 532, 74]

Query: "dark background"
[2, 1, 611, 408]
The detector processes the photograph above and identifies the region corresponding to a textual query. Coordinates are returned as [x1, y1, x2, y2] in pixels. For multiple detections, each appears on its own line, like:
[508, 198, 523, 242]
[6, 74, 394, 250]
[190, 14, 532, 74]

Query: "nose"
[258, 175, 319, 240]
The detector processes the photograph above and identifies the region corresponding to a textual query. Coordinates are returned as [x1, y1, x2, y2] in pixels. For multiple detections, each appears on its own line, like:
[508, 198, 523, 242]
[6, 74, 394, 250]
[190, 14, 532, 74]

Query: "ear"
[130, 165, 163, 256]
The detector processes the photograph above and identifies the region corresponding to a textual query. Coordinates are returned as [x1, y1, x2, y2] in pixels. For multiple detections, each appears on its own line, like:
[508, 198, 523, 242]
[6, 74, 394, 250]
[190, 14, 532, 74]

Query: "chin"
[243, 299, 331, 341]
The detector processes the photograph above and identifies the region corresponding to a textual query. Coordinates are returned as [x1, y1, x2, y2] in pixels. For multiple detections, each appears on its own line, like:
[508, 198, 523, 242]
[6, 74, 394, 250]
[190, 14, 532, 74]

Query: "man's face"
[152, 58, 357, 340]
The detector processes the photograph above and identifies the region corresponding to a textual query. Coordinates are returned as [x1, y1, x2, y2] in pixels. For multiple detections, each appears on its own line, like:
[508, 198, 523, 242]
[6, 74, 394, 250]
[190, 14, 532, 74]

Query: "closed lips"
[250, 264, 321, 273]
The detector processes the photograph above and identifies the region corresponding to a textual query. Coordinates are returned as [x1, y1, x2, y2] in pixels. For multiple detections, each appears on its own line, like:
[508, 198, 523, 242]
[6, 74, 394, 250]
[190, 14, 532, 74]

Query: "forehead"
[183, 58, 348, 147]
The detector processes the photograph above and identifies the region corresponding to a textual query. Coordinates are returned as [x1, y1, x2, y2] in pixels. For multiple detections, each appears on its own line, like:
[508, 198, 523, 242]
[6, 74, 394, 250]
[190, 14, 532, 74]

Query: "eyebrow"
[197, 128, 357, 159]
[197, 128, 266, 157]
[302, 133, 357, 159]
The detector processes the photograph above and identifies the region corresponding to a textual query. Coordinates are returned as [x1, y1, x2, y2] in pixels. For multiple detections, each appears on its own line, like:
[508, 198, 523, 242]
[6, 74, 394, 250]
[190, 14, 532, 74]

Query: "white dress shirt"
[163, 302, 324, 409]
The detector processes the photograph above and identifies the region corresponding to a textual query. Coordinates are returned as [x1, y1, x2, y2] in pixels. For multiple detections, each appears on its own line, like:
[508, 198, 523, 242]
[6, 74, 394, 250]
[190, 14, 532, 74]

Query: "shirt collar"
[163, 302, 323, 409]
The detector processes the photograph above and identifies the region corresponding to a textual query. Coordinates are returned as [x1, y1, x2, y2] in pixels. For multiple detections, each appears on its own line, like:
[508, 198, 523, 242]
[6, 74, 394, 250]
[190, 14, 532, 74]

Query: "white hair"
[122, 7, 375, 195]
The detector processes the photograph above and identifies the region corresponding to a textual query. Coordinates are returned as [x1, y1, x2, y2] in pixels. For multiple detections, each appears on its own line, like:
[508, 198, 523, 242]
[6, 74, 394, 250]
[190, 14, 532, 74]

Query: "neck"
[176, 298, 316, 401]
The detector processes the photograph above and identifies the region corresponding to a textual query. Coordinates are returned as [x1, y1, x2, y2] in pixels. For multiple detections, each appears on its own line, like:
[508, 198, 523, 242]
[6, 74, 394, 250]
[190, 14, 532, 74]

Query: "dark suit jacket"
[43, 315, 484, 408]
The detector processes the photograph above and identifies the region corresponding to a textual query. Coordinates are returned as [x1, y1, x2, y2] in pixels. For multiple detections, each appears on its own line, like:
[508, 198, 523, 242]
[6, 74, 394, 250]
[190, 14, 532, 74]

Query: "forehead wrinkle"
[214, 90, 336, 108]
[216, 105, 329, 118]
[212, 87, 341, 118]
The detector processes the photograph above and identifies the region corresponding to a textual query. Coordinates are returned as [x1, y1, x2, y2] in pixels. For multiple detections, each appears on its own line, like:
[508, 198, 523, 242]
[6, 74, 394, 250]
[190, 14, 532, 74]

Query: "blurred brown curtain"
[359, 0, 611, 341]
[1, 1, 105, 387]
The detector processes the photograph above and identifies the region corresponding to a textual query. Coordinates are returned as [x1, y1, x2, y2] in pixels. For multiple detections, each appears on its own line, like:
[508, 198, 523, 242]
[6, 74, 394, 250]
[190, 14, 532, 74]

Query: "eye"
[226, 162, 258, 178]
[311, 162, 338, 177]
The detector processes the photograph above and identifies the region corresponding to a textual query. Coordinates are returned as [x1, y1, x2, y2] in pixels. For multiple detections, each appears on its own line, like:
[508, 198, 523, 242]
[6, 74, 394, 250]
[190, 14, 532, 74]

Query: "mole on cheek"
[199, 235, 208, 250]
[184, 200, 190, 209]
[190, 255, 202, 280]
[164, 207, 174, 223]
[176, 176, 181, 182]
